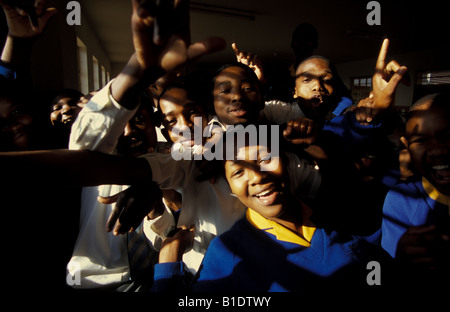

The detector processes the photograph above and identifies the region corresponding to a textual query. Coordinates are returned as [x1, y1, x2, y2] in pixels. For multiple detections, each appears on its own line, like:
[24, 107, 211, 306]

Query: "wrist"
[111, 54, 166, 110]
[159, 239, 184, 263]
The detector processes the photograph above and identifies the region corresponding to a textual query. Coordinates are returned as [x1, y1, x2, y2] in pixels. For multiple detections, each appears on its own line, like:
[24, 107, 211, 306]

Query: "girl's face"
[159, 87, 208, 146]
[294, 58, 334, 120]
[225, 144, 287, 219]
[213, 66, 263, 127]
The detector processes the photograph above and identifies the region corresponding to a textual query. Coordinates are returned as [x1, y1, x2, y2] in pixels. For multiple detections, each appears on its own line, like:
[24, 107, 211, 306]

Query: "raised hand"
[372, 38, 408, 112]
[131, 0, 226, 73]
[0, 0, 57, 37]
[98, 181, 165, 235]
[232, 42, 265, 82]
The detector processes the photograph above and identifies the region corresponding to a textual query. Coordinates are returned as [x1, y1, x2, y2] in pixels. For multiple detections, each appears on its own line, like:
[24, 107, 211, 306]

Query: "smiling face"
[213, 65, 263, 127]
[116, 105, 157, 157]
[403, 100, 450, 194]
[294, 57, 335, 120]
[50, 97, 82, 127]
[225, 144, 287, 219]
[159, 87, 208, 146]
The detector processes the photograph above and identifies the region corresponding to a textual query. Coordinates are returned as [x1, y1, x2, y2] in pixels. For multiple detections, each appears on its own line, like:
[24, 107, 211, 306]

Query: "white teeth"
[432, 165, 449, 170]
[256, 189, 272, 198]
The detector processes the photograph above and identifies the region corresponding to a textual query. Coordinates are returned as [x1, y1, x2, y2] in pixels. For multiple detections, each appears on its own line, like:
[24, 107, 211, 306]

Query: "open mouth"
[310, 94, 324, 107]
[253, 186, 282, 206]
[430, 164, 450, 183]
[130, 139, 144, 149]
[62, 117, 73, 125]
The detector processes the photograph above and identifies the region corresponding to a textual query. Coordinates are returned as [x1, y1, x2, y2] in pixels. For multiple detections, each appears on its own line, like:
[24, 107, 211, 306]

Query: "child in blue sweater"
[381, 92, 450, 283]
[153, 128, 383, 292]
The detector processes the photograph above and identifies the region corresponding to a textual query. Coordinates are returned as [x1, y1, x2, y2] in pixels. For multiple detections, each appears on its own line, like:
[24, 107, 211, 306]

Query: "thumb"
[97, 193, 120, 204]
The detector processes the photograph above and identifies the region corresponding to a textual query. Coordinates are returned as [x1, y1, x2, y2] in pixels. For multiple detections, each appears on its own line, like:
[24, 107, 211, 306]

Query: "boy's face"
[225, 144, 286, 219]
[213, 66, 263, 127]
[294, 58, 334, 120]
[116, 106, 157, 157]
[159, 87, 208, 146]
[404, 102, 450, 194]
[0, 97, 33, 151]
[50, 96, 82, 127]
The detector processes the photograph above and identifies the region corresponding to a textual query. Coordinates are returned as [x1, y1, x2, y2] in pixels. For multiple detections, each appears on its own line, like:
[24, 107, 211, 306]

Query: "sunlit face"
[116, 106, 157, 157]
[159, 87, 208, 146]
[50, 97, 82, 127]
[0, 97, 33, 151]
[213, 66, 263, 127]
[403, 102, 450, 195]
[294, 58, 334, 120]
[225, 144, 287, 219]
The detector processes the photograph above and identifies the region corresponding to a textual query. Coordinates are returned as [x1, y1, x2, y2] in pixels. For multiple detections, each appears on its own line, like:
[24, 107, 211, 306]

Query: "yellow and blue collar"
[246, 208, 316, 247]
[422, 177, 450, 214]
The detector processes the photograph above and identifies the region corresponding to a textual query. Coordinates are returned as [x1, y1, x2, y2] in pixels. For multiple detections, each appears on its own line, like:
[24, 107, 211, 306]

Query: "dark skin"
[395, 100, 450, 270]
[0, 0, 225, 230]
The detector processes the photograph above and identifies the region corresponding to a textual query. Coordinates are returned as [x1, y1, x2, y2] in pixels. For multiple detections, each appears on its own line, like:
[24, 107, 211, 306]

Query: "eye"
[219, 88, 231, 94]
[408, 136, 427, 146]
[164, 118, 177, 128]
[302, 78, 311, 83]
[231, 168, 244, 178]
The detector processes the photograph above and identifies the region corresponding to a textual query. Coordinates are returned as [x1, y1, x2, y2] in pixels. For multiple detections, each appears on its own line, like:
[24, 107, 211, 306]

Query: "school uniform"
[142, 151, 322, 275]
[153, 208, 380, 292]
[381, 176, 450, 258]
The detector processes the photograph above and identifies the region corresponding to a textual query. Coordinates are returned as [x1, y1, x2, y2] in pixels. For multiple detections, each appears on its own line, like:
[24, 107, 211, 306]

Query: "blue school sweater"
[381, 176, 450, 258]
[153, 211, 380, 292]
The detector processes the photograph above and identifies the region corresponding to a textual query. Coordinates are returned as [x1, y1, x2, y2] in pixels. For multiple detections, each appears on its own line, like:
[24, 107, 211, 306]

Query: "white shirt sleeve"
[69, 79, 138, 153]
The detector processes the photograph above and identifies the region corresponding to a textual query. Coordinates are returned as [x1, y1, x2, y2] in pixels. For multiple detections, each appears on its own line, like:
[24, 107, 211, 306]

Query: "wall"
[28, 0, 111, 94]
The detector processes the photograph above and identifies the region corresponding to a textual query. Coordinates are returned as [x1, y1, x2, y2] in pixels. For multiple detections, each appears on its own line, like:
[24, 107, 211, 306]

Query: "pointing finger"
[375, 38, 389, 72]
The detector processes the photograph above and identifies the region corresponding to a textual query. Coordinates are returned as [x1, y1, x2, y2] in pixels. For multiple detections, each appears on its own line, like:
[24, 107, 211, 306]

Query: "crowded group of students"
[1, 0, 449, 293]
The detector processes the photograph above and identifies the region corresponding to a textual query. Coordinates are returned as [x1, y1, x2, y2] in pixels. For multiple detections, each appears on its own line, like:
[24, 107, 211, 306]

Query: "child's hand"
[160, 225, 195, 263]
[396, 225, 450, 271]
[0, 0, 57, 37]
[98, 180, 165, 235]
[131, 0, 225, 74]
[232, 42, 265, 83]
[283, 117, 316, 145]
[371, 39, 408, 113]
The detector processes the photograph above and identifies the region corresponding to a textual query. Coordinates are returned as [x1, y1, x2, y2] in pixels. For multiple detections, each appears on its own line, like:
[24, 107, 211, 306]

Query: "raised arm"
[0, 0, 56, 72]
[111, 0, 225, 110]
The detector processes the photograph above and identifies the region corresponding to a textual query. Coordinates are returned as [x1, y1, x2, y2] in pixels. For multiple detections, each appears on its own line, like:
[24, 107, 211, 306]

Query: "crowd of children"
[0, 0, 449, 294]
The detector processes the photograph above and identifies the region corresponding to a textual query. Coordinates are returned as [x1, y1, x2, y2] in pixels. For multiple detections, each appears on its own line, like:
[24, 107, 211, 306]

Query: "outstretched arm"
[0, 149, 151, 187]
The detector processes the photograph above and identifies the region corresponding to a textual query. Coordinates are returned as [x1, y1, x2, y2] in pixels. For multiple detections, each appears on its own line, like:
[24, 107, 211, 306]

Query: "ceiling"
[79, 0, 449, 70]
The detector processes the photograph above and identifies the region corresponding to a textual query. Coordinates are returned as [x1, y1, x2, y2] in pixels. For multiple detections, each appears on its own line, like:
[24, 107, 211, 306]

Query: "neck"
[272, 195, 306, 234]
